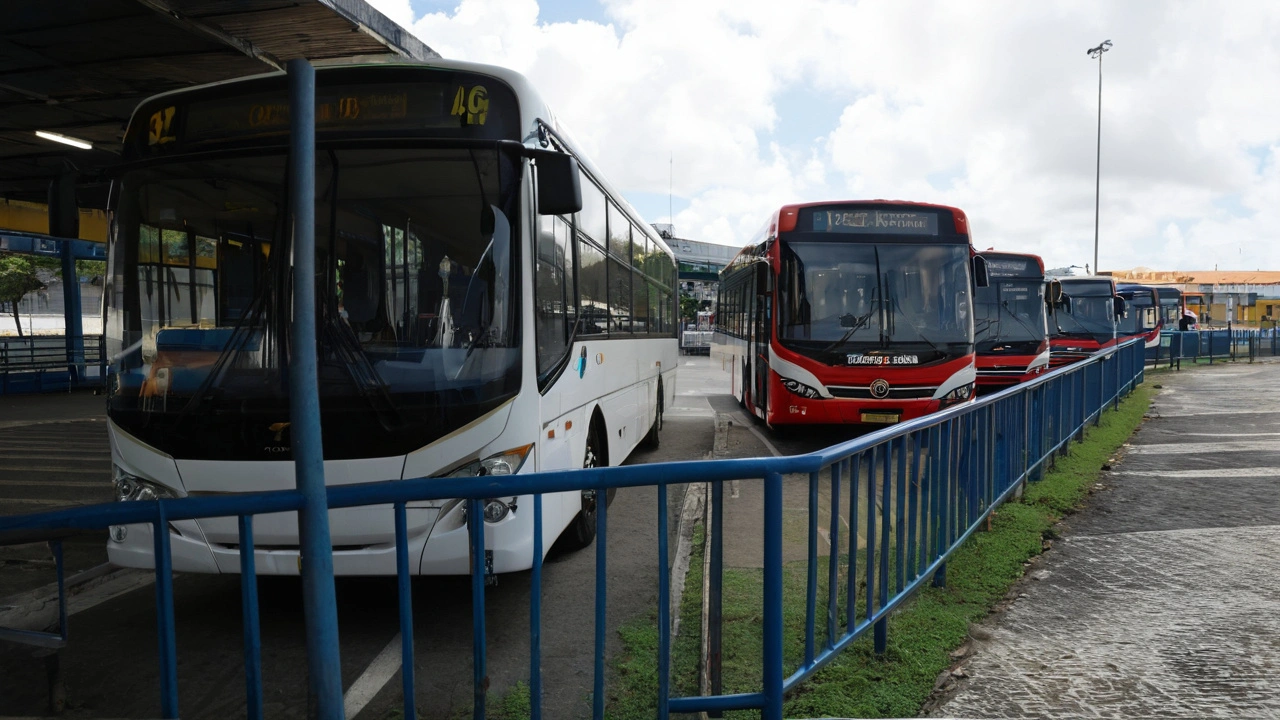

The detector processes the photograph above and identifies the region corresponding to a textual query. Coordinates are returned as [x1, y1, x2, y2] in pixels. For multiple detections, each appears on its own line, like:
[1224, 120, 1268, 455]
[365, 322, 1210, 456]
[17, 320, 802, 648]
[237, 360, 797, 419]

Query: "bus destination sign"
[810, 209, 939, 235]
[986, 257, 1034, 277]
[127, 72, 518, 157]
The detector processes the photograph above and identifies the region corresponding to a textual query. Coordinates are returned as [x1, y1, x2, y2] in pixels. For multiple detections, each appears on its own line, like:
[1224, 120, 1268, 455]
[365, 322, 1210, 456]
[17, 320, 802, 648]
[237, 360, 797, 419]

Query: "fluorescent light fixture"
[34, 130, 92, 150]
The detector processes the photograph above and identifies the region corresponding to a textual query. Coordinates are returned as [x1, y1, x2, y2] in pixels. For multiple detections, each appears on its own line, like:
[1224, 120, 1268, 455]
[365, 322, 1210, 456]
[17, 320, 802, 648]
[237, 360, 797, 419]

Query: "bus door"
[752, 264, 771, 415]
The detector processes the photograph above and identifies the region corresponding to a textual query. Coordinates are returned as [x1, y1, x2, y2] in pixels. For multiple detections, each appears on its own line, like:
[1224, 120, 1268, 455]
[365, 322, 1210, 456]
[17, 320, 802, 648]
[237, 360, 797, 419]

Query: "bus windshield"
[1117, 293, 1155, 335]
[777, 241, 972, 361]
[974, 280, 1047, 350]
[1056, 294, 1115, 341]
[106, 146, 522, 460]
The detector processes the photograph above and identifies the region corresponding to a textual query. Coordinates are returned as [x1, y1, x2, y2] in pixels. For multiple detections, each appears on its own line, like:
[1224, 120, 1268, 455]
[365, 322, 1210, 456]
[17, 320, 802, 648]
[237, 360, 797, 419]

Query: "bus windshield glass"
[974, 280, 1047, 351]
[1055, 281, 1115, 341]
[1117, 292, 1155, 335]
[106, 147, 522, 460]
[777, 241, 972, 362]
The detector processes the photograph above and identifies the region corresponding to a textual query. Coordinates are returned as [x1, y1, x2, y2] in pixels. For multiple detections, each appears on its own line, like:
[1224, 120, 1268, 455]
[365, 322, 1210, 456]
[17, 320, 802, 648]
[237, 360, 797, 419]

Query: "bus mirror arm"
[527, 148, 583, 216]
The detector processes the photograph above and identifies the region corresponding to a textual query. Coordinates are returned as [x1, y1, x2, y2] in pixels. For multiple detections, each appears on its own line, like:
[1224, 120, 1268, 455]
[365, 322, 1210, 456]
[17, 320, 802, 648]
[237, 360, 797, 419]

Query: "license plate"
[861, 412, 900, 424]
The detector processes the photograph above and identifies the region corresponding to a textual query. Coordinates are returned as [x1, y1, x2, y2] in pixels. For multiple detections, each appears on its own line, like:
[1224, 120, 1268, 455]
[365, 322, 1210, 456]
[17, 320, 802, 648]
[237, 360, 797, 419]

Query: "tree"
[0, 254, 45, 338]
[679, 294, 700, 323]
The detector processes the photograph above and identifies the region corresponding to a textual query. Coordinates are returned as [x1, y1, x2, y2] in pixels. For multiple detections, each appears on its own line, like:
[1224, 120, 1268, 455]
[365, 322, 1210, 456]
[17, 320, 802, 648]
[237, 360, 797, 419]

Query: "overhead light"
[34, 130, 92, 150]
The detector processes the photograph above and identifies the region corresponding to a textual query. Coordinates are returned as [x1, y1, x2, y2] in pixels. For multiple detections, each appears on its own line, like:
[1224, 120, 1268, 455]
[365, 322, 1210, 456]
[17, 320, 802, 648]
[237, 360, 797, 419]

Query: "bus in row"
[973, 251, 1055, 392]
[104, 59, 679, 576]
[1116, 284, 1163, 348]
[713, 201, 988, 427]
[1047, 275, 1125, 368]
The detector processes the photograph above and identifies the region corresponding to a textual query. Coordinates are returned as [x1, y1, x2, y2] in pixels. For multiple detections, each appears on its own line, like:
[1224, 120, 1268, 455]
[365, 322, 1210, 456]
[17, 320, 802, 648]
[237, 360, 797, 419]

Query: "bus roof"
[1059, 276, 1116, 296]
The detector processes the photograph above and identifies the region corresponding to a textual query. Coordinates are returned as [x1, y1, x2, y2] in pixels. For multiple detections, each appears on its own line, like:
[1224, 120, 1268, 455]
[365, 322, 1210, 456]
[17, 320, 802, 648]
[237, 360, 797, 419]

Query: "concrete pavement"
[934, 360, 1280, 718]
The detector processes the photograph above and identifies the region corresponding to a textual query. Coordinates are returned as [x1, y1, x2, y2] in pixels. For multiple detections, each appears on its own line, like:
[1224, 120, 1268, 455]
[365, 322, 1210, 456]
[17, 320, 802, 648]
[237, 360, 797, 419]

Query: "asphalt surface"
[935, 360, 1280, 718]
[0, 361, 731, 719]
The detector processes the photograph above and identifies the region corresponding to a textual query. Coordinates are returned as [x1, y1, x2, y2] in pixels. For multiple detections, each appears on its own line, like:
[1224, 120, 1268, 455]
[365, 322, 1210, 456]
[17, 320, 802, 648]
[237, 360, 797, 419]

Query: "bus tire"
[642, 382, 663, 450]
[564, 417, 608, 550]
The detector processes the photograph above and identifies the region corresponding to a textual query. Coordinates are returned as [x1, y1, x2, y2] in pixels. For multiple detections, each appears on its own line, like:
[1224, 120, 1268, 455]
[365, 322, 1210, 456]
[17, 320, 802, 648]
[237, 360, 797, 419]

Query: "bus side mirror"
[1113, 296, 1127, 318]
[972, 255, 989, 288]
[1045, 280, 1063, 313]
[529, 149, 583, 216]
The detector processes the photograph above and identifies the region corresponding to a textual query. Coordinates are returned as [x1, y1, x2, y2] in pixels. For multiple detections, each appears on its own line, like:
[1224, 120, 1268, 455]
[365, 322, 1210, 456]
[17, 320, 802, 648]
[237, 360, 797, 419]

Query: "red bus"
[1048, 275, 1124, 368]
[974, 251, 1054, 392]
[713, 201, 987, 427]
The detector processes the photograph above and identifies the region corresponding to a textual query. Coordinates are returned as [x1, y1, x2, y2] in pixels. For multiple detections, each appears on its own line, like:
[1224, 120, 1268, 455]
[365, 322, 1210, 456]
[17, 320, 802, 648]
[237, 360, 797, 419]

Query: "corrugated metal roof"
[1, 0, 438, 207]
[1108, 269, 1280, 286]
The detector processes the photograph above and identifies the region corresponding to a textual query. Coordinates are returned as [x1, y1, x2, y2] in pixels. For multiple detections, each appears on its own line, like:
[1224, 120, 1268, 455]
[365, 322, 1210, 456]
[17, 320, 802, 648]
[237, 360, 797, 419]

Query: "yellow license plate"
[861, 412, 901, 424]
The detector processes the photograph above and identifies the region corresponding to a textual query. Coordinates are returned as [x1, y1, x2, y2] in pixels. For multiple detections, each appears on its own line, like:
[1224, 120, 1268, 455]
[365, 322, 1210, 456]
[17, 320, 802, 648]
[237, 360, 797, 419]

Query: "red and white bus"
[1048, 275, 1124, 368]
[974, 251, 1054, 392]
[713, 201, 987, 427]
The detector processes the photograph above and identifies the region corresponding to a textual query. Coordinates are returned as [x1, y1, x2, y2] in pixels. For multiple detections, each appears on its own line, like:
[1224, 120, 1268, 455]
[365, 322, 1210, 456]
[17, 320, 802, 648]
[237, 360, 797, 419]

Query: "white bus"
[102, 59, 678, 575]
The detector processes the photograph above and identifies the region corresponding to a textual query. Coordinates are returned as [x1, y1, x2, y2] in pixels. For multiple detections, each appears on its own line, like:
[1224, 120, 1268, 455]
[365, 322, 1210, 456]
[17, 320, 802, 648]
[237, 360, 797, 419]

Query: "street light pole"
[1087, 39, 1112, 276]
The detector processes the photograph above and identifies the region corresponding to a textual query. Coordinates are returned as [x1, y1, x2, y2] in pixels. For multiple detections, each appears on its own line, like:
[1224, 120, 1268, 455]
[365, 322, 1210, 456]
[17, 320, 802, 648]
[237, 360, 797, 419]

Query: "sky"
[366, 0, 1280, 273]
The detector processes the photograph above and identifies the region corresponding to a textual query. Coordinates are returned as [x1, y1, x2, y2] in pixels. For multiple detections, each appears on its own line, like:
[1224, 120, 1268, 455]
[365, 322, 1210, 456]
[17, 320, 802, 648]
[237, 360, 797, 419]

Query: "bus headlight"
[114, 465, 177, 501]
[779, 376, 822, 399]
[446, 445, 533, 478]
[483, 499, 512, 523]
[937, 382, 975, 408]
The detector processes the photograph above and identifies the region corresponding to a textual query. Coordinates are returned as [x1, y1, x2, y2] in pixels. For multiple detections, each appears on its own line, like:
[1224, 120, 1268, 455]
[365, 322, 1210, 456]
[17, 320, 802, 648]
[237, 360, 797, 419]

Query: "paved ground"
[935, 360, 1280, 718]
[0, 389, 110, 597]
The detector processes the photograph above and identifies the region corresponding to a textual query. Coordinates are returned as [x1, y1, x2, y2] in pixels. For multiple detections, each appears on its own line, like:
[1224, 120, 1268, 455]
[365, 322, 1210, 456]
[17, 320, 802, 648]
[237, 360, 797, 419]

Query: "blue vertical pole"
[657, 484, 671, 720]
[762, 472, 784, 720]
[154, 507, 179, 718]
[50, 174, 84, 384]
[708, 479, 723, 712]
[827, 462, 840, 648]
[804, 472, 818, 665]
[287, 58, 344, 720]
[469, 498, 487, 720]
[592, 490, 607, 720]
[394, 503, 415, 720]
[238, 516, 263, 720]
[530, 494, 543, 720]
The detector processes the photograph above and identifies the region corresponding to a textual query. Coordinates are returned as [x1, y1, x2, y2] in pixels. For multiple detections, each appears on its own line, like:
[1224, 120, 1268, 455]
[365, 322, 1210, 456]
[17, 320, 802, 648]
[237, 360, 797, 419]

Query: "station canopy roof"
[1, 0, 438, 210]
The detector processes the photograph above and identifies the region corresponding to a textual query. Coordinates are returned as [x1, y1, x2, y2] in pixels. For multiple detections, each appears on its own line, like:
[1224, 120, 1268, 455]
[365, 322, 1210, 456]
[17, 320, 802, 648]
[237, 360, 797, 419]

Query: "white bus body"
[104, 59, 678, 575]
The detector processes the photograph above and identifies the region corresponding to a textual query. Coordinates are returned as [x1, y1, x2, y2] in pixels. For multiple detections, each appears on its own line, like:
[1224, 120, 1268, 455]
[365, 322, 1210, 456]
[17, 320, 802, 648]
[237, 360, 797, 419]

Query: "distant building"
[653, 225, 739, 310]
[1105, 267, 1280, 324]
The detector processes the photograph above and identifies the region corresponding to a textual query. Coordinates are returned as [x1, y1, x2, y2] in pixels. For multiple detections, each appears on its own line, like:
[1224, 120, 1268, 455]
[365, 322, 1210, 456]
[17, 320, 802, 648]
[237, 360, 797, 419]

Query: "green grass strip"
[608, 382, 1154, 719]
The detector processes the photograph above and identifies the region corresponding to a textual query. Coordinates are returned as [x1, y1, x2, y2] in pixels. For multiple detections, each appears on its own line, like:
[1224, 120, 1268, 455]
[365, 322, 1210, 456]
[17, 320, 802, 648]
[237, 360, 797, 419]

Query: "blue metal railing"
[1148, 327, 1280, 368]
[0, 337, 1146, 719]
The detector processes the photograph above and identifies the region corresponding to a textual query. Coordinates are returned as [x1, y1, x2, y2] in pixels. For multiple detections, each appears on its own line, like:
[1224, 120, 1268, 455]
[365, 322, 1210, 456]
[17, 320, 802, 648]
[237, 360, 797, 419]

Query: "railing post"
[762, 471, 784, 720]
[153, 506, 179, 718]
[286, 58, 344, 720]
[238, 516, 264, 720]
[469, 498, 488, 720]
[708, 480, 723, 712]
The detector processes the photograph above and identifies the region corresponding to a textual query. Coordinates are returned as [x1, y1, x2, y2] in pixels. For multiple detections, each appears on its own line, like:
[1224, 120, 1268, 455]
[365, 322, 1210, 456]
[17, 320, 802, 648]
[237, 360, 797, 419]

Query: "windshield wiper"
[882, 278, 945, 358]
[998, 300, 1044, 342]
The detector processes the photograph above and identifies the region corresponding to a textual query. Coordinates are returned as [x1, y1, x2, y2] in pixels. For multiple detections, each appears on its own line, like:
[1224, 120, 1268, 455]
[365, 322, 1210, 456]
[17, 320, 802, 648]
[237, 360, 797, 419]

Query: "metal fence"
[0, 338, 1146, 719]
[0, 334, 104, 394]
[1148, 328, 1280, 368]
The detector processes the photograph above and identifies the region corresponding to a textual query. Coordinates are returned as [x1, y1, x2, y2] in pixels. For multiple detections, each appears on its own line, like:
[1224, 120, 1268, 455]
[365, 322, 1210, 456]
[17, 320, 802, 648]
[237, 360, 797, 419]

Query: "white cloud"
[368, 0, 1280, 271]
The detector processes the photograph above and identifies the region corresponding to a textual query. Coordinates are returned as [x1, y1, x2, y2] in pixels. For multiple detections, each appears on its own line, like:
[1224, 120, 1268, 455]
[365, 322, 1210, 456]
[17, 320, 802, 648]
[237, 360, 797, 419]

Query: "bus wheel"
[642, 383, 663, 449]
[565, 420, 607, 550]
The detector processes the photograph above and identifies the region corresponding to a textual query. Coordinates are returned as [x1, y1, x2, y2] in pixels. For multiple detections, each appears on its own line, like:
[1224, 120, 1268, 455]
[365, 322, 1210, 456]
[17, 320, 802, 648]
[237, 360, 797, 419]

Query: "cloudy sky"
[367, 0, 1280, 273]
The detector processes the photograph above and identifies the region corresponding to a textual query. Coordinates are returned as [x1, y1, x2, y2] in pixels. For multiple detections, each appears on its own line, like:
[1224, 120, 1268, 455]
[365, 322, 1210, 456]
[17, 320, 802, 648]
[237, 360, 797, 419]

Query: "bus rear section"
[1048, 276, 1123, 368]
[1116, 284, 1162, 347]
[974, 252, 1051, 392]
[716, 201, 983, 427]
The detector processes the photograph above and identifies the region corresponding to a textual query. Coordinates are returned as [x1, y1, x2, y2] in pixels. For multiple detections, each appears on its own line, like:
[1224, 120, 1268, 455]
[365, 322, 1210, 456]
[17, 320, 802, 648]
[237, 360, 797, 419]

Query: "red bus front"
[1048, 276, 1120, 368]
[974, 252, 1051, 392]
[720, 201, 980, 427]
